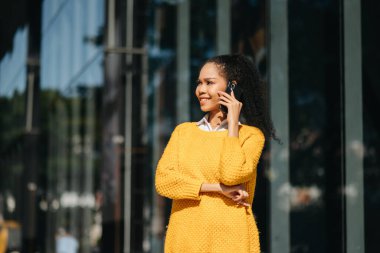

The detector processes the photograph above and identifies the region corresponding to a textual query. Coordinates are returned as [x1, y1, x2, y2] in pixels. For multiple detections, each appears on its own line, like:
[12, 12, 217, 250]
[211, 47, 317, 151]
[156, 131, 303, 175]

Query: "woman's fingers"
[217, 91, 235, 101]
[218, 90, 241, 104]
[218, 92, 242, 107]
[217, 90, 233, 100]
[218, 100, 229, 106]
[218, 98, 241, 108]
[231, 190, 249, 202]
[238, 201, 251, 207]
[232, 193, 242, 201]
[220, 184, 250, 207]
[231, 90, 236, 98]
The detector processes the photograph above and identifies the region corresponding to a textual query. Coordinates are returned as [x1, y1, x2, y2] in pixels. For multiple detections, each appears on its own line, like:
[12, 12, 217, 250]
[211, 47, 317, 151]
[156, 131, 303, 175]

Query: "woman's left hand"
[217, 90, 242, 126]
[219, 183, 250, 207]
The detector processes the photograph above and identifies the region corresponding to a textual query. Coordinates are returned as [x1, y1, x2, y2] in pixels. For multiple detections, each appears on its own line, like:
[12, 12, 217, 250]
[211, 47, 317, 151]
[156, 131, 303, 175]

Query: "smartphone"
[220, 81, 242, 113]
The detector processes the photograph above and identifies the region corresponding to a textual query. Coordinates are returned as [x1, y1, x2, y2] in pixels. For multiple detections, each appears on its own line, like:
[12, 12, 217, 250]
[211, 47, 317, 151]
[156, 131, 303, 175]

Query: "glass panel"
[39, 0, 104, 252]
[288, 1, 343, 252]
[0, 27, 29, 253]
[40, 60, 103, 253]
[190, 0, 217, 120]
[362, 1, 380, 252]
[232, 0, 267, 77]
[145, 2, 178, 252]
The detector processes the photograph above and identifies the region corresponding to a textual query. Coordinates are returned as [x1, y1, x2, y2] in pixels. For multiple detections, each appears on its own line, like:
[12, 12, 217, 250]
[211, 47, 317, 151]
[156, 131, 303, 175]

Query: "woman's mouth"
[199, 98, 210, 105]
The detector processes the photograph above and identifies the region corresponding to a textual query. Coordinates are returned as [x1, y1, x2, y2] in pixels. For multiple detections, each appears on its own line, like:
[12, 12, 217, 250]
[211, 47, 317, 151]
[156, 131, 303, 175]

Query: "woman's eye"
[195, 80, 214, 86]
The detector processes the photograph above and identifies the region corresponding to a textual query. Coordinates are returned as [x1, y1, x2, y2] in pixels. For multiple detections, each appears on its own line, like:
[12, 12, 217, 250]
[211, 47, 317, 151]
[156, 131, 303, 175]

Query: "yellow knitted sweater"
[155, 122, 265, 253]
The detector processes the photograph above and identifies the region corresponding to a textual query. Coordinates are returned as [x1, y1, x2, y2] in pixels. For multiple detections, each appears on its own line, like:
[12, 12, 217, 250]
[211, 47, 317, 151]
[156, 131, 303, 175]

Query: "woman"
[155, 54, 276, 253]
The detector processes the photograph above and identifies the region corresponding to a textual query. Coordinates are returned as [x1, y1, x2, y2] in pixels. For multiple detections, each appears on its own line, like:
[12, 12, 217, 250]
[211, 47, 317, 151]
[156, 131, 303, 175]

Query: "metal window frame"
[217, 0, 231, 55]
[343, 0, 364, 252]
[176, 0, 190, 123]
[269, 0, 290, 252]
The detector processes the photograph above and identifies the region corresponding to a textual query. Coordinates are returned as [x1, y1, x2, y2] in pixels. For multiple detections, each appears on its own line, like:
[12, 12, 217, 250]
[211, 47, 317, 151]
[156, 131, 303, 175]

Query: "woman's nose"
[198, 83, 207, 93]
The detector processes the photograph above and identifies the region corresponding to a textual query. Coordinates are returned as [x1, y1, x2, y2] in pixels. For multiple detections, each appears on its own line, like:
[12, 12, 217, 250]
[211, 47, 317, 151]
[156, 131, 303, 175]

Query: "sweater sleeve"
[155, 125, 203, 200]
[218, 129, 265, 185]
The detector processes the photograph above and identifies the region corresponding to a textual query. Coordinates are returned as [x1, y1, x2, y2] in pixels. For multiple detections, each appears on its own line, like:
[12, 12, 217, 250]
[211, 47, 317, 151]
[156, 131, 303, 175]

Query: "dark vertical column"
[362, 1, 380, 252]
[129, 0, 149, 251]
[324, 2, 344, 252]
[101, 0, 124, 252]
[22, 0, 41, 252]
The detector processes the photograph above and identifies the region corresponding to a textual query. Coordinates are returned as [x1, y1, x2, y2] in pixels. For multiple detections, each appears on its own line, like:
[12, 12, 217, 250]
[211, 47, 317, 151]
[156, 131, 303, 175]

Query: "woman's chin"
[200, 105, 213, 112]
[199, 105, 219, 113]
[199, 105, 207, 111]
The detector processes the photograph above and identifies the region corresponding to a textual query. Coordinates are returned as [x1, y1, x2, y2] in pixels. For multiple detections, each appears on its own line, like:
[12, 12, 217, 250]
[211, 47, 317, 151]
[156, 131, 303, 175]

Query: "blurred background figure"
[56, 228, 79, 253]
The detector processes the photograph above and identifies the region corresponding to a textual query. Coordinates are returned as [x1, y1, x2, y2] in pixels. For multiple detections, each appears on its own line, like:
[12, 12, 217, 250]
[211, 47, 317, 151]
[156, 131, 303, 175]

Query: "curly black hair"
[203, 54, 278, 142]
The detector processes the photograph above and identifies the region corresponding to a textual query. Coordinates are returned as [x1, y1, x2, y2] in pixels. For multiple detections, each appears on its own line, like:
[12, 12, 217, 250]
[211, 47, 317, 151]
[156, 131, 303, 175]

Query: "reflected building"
[0, 0, 379, 253]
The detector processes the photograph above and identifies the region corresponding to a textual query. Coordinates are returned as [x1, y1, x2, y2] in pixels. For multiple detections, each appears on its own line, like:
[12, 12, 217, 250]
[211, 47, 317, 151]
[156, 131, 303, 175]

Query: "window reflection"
[362, 1, 380, 252]
[146, 2, 177, 252]
[39, 0, 104, 252]
[0, 27, 29, 253]
[232, 0, 267, 77]
[288, 1, 343, 252]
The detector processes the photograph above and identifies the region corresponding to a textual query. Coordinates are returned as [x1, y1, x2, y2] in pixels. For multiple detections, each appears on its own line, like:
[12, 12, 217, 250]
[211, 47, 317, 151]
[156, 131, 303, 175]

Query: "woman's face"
[195, 63, 227, 112]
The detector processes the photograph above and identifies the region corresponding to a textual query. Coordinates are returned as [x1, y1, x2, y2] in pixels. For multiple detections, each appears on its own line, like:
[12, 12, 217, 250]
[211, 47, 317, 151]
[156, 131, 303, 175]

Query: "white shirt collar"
[196, 113, 241, 132]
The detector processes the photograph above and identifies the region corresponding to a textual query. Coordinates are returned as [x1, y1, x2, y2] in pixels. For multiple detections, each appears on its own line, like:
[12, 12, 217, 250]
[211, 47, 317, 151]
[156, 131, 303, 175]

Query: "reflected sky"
[0, 27, 28, 97]
[41, 0, 104, 95]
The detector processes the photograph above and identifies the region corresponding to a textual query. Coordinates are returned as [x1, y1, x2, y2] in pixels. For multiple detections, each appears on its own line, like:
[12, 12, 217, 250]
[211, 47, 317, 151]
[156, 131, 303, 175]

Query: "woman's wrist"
[200, 183, 222, 193]
[228, 123, 239, 137]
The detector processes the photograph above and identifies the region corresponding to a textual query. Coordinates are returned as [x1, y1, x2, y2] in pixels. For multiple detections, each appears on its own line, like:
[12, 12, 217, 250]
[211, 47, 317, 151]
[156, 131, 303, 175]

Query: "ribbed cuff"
[182, 179, 203, 200]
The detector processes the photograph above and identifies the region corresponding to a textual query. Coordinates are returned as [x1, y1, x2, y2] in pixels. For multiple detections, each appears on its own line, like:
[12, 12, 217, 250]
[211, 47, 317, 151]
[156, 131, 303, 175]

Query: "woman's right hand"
[220, 183, 250, 207]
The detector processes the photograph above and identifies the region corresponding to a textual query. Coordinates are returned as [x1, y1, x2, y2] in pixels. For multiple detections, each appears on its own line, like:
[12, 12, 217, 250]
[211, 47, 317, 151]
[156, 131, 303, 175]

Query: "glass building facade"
[0, 0, 379, 253]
